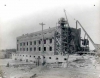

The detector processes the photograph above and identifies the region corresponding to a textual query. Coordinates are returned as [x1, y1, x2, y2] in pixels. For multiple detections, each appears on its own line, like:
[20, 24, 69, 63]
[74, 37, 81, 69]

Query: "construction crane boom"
[76, 20, 96, 49]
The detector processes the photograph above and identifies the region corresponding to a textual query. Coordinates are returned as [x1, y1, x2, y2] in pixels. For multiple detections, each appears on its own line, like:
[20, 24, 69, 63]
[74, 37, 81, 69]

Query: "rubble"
[0, 55, 100, 78]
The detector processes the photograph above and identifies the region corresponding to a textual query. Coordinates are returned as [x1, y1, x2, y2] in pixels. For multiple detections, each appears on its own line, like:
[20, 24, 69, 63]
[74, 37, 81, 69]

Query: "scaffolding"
[54, 18, 82, 55]
[55, 18, 69, 55]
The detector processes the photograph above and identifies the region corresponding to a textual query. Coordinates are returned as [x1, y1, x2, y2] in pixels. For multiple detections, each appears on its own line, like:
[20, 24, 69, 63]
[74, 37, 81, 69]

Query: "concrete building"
[12, 18, 86, 65]
[16, 27, 55, 55]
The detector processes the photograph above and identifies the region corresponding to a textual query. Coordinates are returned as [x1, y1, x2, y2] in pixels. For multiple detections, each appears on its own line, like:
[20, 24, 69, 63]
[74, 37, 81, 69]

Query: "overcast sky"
[0, 0, 100, 50]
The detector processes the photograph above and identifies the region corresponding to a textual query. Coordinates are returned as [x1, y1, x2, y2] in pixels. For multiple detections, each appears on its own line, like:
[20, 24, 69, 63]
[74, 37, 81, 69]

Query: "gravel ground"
[0, 55, 100, 78]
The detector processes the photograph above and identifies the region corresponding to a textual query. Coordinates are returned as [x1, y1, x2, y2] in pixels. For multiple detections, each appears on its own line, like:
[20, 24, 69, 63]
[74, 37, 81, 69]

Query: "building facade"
[12, 18, 83, 64]
[17, 27, 55, 55]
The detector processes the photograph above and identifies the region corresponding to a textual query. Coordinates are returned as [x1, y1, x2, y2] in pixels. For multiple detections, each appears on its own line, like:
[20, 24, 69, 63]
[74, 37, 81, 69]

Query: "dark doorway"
[37, 56, 41, 66]
[26, 59, 28, 62]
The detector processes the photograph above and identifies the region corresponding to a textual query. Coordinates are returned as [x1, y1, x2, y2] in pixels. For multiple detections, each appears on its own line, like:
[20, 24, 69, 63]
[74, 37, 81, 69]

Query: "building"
[0, 51, 7, 59]
[0, 49, 16, 59]
[12, 18, 88, 65]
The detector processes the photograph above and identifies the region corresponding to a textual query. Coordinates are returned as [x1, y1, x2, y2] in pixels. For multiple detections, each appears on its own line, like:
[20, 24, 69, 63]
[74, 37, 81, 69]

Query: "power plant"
[12, 11, 93, 65]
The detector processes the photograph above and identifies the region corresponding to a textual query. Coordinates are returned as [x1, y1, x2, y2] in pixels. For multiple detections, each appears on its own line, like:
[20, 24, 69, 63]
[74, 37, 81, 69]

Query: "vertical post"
[87, 37, 89, 51]
[84, 33, 86, 52]
[64, 9, 70, 67]
[39, 22, 45, 65]
[76, 20, 77, 29]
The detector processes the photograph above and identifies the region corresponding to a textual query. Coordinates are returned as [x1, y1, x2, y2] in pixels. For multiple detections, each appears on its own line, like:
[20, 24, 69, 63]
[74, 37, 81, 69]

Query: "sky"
[0, 0, 100, 50]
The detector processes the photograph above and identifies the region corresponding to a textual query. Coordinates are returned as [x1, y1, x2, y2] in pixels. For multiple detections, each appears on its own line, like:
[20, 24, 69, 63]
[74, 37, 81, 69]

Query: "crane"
[76, 20, 100, 54]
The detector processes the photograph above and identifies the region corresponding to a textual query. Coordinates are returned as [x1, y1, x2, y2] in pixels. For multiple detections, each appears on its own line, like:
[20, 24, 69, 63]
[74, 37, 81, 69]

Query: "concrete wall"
[12, 53, 68, 64]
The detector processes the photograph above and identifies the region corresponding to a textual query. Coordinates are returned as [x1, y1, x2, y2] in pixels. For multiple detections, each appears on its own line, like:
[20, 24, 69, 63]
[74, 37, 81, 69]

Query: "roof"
[17, 27, 56, 40]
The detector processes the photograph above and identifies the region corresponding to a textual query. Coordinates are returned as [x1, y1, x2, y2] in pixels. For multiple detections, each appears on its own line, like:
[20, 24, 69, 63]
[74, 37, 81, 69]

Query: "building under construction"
[12, 17, 89, 64]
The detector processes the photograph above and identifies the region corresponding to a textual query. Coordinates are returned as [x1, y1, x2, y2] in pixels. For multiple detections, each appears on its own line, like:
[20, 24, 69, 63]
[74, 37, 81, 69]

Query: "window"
[39, 47, 41, 51]
[30, 48, 32, 51]
[30, 55, 31, 57]
[23, 48, 25, 51]
[23, 42, 25, 46]
[49, 57, 51, 59]
[39, 40, 41, 44]
[44, 40, 46, 44]
[34, 56, 35, 57]
[30, 41, 32, 45]
[50, 39, 52, 43]
[34, 47, 36, 51]
[44, 47, 46, 51]
[64, 58, 67, 60]
[49, 47, 52, 51]
[27, 48, 28, 51]
[34, 41, 36, 45]
[26, 55, 28, 57]
[20, 43, 22, 46]
[23, 55, 24, 57]
[38, 56, 40, 58]
[43, 56, 45, 58]
[27, 42, 28, 45]
[56, 58, 58, 60]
